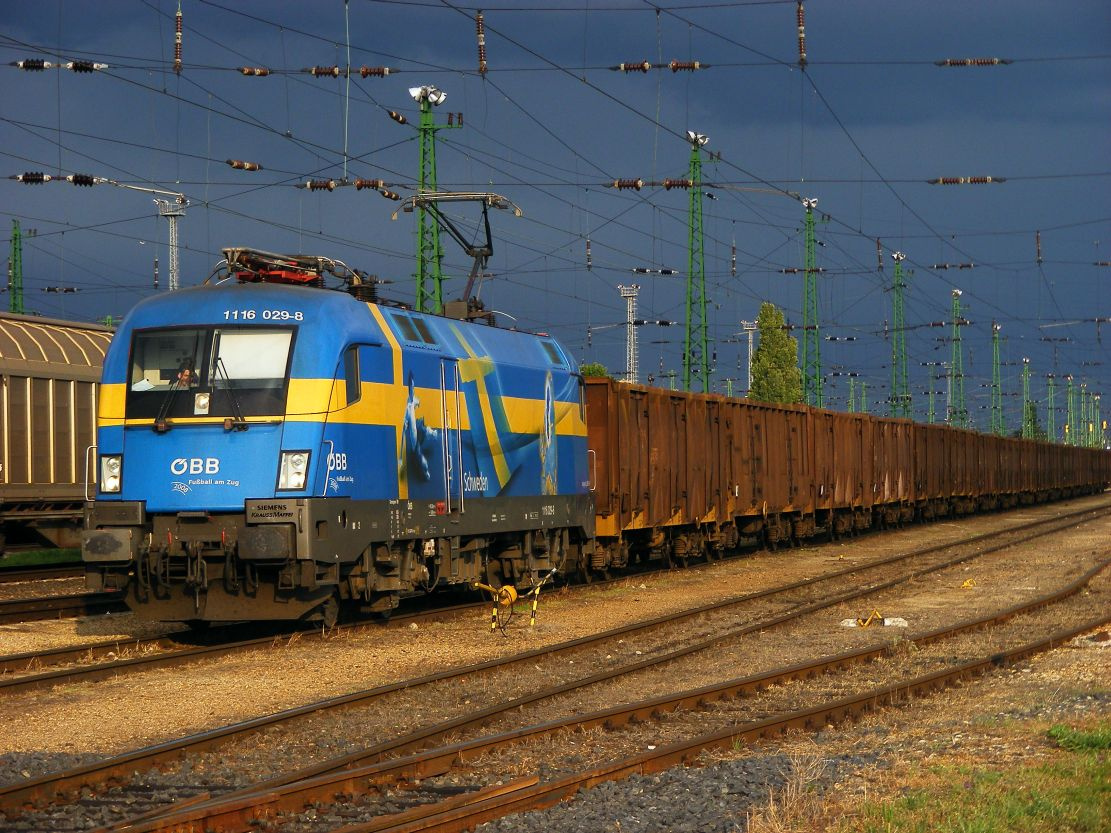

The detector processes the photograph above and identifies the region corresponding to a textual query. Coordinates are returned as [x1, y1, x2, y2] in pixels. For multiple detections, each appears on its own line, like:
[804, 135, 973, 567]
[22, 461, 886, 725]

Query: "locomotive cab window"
[343, 345, 360, 406]
[541, 341, 567, 368]
[127, 326, 295, 420]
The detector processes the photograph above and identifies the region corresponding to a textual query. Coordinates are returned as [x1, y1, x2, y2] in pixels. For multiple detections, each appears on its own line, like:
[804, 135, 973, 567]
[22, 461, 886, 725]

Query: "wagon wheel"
[578, 562, 609, 583]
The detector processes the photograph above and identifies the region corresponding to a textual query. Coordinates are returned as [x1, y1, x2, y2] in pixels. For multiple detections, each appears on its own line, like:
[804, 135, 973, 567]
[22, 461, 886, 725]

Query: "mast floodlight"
[409, 85, 446, 105]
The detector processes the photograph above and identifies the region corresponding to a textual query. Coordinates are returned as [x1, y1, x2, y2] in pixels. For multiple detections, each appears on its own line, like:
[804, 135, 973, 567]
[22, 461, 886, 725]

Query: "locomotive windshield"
[126, 326, 294, 419]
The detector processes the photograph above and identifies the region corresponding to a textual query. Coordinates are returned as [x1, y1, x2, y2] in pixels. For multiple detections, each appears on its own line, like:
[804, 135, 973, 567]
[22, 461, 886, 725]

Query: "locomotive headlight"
[100, 454, 122, 494]
[278, 450, 310, 490]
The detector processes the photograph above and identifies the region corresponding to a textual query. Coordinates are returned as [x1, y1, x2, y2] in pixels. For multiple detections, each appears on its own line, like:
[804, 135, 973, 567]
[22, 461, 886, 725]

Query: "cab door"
[439, 358, 464, 513]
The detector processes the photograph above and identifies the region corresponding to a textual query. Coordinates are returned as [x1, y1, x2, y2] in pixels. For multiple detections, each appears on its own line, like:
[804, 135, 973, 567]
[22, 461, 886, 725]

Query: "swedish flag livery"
[83, 260, 594, 623]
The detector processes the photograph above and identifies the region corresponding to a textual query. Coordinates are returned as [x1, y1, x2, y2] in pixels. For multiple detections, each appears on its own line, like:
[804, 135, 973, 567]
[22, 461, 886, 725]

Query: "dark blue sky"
[2, 0, 1109, 429]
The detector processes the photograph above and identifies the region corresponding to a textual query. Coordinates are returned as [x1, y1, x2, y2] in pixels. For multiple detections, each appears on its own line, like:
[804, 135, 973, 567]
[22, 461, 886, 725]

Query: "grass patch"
[1048, 723, 1111, 752]
[832, 722, 1111, 833]
[0, 547, 81, 569]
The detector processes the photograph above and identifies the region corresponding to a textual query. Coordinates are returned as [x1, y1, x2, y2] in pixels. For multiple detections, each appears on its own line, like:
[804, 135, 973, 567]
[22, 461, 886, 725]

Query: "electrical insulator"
[476, 10, 487, 77]
[378, 189, 401, 201]
[226, 159, 262, 171]
[731, 240, 736, 277]
[935, 58, 1012, 67]
[301, 179, 337, 191]
[610, 179, 644, 190]
[614, 62, 650, 73]
[388, 110, 408, 125]
[876, 238, 883, 271]
[66, 61, 108, 72]
[359, 66, 390, 77]
[354, 178, 386, 190]
[586, 238, 592, 271]
[797, 1, 807, 67]
[13, 59, 52, 70]
[447, 113, 454, 126]
[1036, 230, 1043, 265]
[239, 66, 271, 76]
[928, 176, 1003, 184]
[11, 172, 53, 183]
[154, 256, 159, 290]
[174, 2, 182, 75]
[309, 66, 341, 77]
[66, 174, 100, 187]
[663, 178, 692, 190]
[457, 112, 464, 126]
[669, 61, 702, 72]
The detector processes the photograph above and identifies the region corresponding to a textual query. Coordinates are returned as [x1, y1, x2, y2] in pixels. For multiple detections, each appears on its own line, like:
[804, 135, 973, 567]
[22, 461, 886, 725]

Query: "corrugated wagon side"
[0, 312, 113, 551]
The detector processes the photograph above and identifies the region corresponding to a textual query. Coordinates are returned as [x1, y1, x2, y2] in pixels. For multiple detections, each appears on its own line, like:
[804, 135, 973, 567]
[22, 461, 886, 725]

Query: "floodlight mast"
[408, 84, 460, 313]
[102, 181, 188, 291]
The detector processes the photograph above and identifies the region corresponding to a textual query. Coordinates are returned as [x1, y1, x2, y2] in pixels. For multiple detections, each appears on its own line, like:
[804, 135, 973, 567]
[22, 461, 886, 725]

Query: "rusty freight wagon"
[0, 312, 113, 553]
[585, 377, 1109, 571]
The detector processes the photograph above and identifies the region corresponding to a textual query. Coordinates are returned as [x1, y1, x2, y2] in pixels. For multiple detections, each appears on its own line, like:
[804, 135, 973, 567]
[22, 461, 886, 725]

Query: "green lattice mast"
[412, 85, 460, 313]
[890, 251, 910, 418]
[990, 322, 1004, 435]
[1095, 395, 1104, 448]
[1021, 358, 1036, 439]
[1065, 375, 1076, 445]
[948, 289, 969, 428]
[1080, 384, 1091, 447]
[800, 198, 823, 407]
[683, 131, 710, 392]
[1046, 374, 1057, 442]
[7, 219, 24, 314]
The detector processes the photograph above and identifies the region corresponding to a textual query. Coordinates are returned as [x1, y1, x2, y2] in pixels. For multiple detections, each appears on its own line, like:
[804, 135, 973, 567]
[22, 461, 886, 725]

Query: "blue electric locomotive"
[82, 249, 594, 623]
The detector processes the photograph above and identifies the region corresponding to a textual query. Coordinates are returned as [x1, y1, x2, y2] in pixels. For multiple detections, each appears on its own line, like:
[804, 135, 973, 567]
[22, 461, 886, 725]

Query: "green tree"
[749, 302, 802, 404]
[579, 362, 610, 379]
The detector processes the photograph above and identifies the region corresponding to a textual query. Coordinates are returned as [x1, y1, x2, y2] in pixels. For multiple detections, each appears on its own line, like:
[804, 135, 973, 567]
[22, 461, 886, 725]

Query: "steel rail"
[87, 557, 1111, 832]
[4, 500, 1103, 699]
[0, 599, 491, 697]
[381, 609, 1111, 833]
[302, 605, 1111, 833]
[0, 565, 83, 584]
[0, 591, 125, 624]
[3, 504, 1101, 818]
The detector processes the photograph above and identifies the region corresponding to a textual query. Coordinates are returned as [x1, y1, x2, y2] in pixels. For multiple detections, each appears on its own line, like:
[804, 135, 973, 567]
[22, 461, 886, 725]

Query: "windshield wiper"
[216, 357, 249, 431]
[153, 364, 193, 433]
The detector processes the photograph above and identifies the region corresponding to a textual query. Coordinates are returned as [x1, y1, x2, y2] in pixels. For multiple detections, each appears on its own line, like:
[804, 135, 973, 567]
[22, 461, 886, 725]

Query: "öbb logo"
[170, 457, 220, 475]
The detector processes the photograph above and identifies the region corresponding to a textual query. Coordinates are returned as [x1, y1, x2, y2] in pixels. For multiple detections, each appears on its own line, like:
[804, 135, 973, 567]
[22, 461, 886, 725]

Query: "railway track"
[121, 564, 1110, 833]
[0, 591, 126, 625]
[2, 499, 1105, 699]
[0, 564, 83, 585]
[2, 503, 1107, 831]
